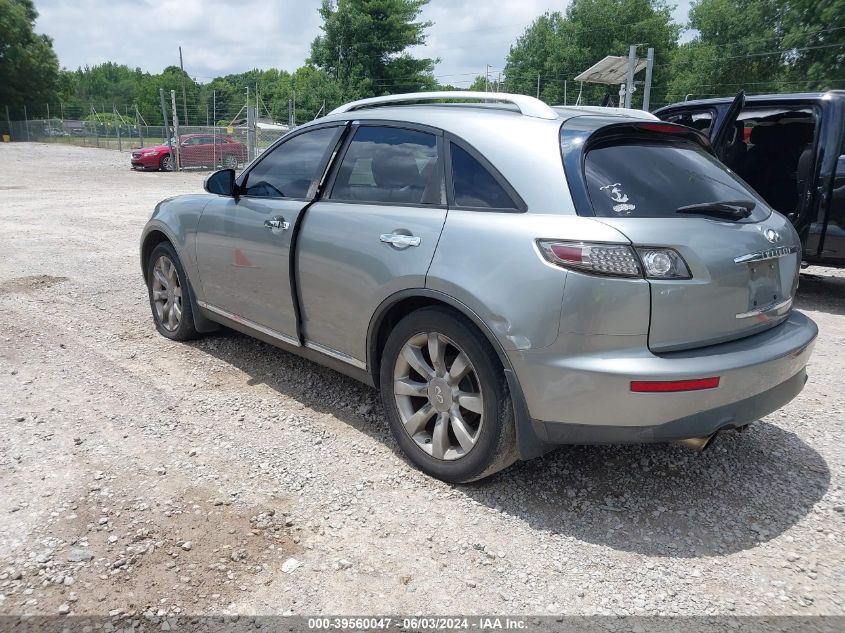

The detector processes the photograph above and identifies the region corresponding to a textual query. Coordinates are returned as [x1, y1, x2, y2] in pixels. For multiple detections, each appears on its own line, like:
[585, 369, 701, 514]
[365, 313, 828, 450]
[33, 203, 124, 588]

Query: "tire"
[159, 154, 173, 171]
[146, 242, 200, 341]
[379, 306, 517, 483]
[222, 153, 238, 169]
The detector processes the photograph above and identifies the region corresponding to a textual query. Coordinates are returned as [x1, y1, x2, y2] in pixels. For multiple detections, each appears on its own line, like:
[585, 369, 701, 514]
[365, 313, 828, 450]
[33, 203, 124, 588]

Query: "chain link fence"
[1, 116, 292, 171]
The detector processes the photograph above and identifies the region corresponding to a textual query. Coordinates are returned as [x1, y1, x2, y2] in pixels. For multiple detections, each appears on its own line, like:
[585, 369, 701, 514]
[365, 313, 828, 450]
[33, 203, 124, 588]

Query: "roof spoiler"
[329, 91, 559, 120]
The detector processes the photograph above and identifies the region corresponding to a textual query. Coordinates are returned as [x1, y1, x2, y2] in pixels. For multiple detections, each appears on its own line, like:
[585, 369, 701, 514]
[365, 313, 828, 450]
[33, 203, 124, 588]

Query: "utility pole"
[624, 44, 637, 109]
[642, 47, 655, 111]
[485, 64, 490, 92]
[170, 89, 181, 170]
[159, 89, 174, 169]
[179, 46, 188, 125]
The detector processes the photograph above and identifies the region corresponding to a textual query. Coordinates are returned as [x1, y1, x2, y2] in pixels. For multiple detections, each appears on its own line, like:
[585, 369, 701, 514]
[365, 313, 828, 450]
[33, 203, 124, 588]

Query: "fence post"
[246, 105, 256, 162]
[24, 105, 30, 141]
[5, 105, 11, 140]
[135, 105, 144, 147]
[212, 90, 217, 168]
[170, 89, 181, 170]
[115, 107, 122, 152]
[159, 88, 174, 170]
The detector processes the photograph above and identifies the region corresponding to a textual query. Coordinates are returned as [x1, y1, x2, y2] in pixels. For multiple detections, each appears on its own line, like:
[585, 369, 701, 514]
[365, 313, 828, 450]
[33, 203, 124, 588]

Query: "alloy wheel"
[223, 154, 238, 168]
[161, 155, 172, 171]
[393, 332, 484, 461]
[151, 255, 183, 332]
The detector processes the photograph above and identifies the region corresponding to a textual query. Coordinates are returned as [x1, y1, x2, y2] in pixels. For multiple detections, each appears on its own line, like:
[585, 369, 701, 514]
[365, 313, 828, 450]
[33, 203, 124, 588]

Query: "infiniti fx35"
[140, 92, 817, 483]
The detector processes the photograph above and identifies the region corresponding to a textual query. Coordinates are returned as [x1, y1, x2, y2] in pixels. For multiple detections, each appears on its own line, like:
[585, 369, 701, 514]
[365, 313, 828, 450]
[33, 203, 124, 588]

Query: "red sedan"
[131, 134, 248, 171]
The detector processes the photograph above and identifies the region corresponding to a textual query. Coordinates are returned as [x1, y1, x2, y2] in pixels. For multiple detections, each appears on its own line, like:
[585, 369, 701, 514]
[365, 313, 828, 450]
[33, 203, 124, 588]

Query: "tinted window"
[663, 110, 713, 135]
[450, 143, 517, 209]
[243, 126, 340, 198]
[584, 141, 767, 218]
[330, 127, 441, 205]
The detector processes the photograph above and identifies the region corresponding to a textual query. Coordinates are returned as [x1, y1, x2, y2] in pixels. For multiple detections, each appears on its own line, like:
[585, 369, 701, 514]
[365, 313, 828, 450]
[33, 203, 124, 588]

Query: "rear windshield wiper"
[675, 199, 756, 220]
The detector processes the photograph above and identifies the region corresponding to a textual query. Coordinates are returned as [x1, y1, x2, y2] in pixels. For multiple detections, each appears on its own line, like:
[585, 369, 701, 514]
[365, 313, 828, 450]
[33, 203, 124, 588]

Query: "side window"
[243, 126, 341, 199]
[329, 126, 441, 205]
[450, 143, 518, 210]
[663, 110, 714, 135]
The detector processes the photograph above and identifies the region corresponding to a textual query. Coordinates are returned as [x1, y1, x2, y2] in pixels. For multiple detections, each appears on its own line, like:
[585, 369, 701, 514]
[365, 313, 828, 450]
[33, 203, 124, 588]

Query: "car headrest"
[749, 125, 778, 147]
[372, 146, 422, 189]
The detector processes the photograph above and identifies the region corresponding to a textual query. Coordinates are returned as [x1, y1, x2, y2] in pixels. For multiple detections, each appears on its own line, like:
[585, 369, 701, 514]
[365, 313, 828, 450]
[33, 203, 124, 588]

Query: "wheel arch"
[140, 227, 219, 334]
[140, 229, 172, 280]
[366, 289, 551, 460]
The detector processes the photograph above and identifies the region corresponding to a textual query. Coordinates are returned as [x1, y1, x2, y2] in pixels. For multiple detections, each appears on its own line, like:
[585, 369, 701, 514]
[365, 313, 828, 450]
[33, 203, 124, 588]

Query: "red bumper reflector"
[630, 377, 720, 392]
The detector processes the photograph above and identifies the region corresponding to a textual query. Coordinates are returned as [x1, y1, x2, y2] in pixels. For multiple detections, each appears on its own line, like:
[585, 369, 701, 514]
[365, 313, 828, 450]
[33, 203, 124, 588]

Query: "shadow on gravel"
[465, 422, 830, 557]
[190, 331, 829, 559]
[795, 272, 845, 316]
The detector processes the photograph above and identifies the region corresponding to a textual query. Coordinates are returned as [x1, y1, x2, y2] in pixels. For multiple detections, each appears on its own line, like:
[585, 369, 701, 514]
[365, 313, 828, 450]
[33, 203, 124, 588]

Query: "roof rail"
[328, 91, 559, 120]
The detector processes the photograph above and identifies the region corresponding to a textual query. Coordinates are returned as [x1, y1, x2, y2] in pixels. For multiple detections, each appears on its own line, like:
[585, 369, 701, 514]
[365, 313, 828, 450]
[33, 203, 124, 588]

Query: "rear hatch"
[561, 119, 801, 352]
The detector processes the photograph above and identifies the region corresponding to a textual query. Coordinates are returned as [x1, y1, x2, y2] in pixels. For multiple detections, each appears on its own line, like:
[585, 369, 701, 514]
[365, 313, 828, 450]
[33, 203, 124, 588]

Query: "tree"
[0, 0, 60, 115]
[504, 1, 680, 107]
[309, 0, 436, 100]
[665, 0, 845, 102]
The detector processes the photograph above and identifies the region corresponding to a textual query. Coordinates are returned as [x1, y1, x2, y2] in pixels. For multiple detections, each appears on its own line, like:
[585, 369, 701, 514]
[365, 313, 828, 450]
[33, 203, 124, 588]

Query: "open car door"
[711, 90, 745, 162]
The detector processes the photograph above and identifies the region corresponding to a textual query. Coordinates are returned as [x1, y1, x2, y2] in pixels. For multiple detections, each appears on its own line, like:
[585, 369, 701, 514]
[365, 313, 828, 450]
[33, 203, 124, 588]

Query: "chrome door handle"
[264, 216, 290, 231]
[380, 233, 421, 248]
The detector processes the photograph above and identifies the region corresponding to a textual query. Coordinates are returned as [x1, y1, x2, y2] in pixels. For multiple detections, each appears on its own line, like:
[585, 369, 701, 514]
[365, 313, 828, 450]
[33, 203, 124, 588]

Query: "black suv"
[656, 91, 845, 268]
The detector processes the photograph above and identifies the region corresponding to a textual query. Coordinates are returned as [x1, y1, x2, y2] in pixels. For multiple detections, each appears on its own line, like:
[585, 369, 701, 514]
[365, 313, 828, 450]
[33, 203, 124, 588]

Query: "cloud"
[35, 0, 693, 83]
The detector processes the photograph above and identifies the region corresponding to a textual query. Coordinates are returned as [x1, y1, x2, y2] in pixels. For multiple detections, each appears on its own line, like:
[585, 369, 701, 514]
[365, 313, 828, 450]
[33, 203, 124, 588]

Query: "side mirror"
[204, 169, 236, 196]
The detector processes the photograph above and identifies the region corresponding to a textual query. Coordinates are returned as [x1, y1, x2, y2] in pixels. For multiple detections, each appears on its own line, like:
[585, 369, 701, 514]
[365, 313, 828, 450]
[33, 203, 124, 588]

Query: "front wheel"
[159, 154, 173, 171]
[146, 242, 200, 341]
[222, 153, 238, 169]
[380, 307, 517, 483]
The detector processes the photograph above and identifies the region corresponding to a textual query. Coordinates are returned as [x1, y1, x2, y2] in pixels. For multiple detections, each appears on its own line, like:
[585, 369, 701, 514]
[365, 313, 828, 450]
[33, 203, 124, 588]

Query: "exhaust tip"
[676, 434, 716, 452]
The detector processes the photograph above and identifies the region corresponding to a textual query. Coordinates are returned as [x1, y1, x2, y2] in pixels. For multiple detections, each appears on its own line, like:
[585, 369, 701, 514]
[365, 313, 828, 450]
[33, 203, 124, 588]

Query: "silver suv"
[141, 92, 818, 483]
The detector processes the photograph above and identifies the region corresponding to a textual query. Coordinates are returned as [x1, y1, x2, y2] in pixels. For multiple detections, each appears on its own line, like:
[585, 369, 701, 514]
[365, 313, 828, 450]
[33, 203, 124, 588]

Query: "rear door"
[296, 123, 446, 365]
[566, 121, 801, 352]
[195, 124, 345, 340]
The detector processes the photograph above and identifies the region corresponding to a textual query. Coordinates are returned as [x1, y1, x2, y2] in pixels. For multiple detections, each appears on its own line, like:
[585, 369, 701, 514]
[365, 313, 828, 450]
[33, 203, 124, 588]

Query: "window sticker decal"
[600, 183, 636, 214]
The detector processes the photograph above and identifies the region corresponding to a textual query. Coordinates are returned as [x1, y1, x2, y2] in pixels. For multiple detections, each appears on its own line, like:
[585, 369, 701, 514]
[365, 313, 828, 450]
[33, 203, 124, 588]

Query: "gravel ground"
[0, 142, 843, 619]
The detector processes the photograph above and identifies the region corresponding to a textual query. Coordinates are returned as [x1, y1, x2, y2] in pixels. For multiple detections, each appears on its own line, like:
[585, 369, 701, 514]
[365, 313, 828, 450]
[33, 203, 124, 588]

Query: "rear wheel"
[380, 307, 517, 483]
[223, 153, 238, 169]
[146, 242, 199, 341]
[159, 154, 173, 171]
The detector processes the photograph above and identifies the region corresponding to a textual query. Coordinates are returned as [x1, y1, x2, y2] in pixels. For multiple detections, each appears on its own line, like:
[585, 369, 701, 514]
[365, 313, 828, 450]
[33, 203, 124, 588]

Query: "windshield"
[583, 140, 770, 220]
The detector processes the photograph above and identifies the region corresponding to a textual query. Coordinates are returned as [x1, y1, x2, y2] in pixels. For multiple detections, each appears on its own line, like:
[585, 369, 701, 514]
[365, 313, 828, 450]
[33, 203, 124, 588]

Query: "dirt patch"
[0, 275, 68, 295]
[2, 478, 301, 617]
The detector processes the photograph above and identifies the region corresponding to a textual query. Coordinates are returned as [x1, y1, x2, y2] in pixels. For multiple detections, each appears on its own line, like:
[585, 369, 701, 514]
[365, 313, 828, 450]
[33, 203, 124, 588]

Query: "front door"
[195, 124, 345, 340]
[296, 124, 447, 365]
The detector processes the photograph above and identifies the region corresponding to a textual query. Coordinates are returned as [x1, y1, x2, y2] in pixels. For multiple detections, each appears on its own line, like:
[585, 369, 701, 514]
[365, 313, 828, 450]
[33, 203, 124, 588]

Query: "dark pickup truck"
[655, 91, 845, 268]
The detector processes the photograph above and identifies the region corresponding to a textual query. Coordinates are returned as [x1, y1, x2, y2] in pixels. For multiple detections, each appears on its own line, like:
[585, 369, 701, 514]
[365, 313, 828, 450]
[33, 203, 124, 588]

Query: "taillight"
[537, 240, 692, 280]
[537, 240, 640, 277]
[635, 247, 691, 279]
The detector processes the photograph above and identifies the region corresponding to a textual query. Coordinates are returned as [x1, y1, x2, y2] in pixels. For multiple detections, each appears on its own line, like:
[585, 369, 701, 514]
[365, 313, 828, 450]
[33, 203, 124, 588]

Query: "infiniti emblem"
[764, 229, 781, 243]
[434, 385, 444, 404]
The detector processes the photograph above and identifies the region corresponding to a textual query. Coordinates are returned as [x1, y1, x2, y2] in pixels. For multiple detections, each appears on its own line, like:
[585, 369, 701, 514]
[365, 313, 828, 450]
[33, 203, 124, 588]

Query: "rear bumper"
[511, 311, 817, 444]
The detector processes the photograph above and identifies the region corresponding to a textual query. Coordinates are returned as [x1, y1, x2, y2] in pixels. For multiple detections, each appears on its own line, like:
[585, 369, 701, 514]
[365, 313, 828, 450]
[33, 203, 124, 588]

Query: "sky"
[35, 0, 694, 86]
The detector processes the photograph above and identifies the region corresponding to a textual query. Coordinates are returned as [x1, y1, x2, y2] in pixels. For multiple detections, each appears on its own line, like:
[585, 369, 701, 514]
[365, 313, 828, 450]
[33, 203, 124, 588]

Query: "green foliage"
[665, 0, 845, 102]
[309, 0, 436, 99]
[504, 1, 680, 107]
[0, 0, 60, 113]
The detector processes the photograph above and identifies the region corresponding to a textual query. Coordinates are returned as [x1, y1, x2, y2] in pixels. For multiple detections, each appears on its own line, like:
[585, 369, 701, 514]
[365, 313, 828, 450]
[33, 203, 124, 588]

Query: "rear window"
[584, 141, 766, 218]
